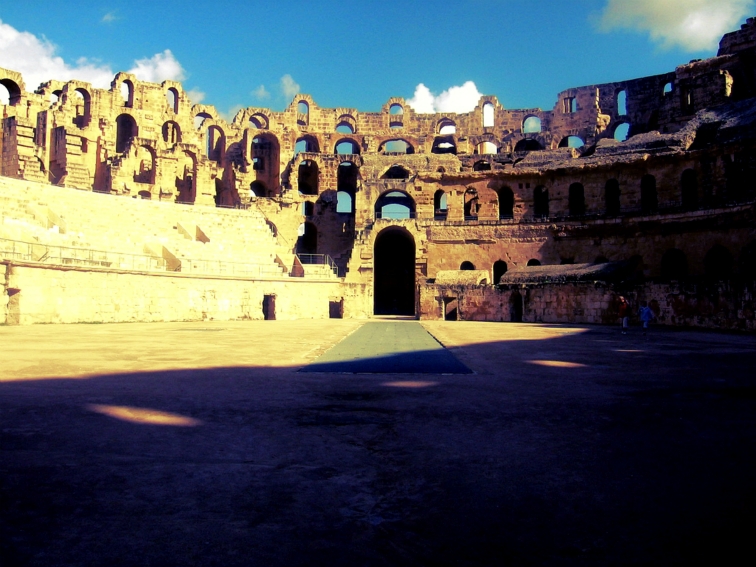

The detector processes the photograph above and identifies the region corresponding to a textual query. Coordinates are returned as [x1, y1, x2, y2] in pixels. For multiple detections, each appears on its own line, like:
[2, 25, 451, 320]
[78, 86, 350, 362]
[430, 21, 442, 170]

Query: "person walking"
[639, 300, 655, 336]
[618, 296, 629, 334]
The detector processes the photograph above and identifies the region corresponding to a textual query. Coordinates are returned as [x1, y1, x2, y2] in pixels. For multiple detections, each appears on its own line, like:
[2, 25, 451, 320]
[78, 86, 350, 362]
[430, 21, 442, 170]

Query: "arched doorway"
[374, 228, 415, 316]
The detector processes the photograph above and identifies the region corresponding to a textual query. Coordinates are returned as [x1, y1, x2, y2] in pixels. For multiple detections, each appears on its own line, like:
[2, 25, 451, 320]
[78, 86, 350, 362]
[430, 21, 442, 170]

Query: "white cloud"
[280, 74, 300, 99]
[0, 19, 187, 93]
[252, 84, 270, 100]
[407, 81, 484, 114]
[127, 50, 185, 83]
[599, 0, 755, 51]
[101, 12, 117, 24]
[185, 89, 206, 104]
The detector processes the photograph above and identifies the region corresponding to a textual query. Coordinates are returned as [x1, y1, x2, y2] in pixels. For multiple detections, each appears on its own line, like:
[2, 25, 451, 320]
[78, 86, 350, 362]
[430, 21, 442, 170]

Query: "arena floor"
[1, 320, 755, 566]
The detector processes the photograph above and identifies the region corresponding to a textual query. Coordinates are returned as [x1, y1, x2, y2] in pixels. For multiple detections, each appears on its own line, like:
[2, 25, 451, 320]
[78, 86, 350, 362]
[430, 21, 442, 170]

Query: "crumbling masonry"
[2, 20, 756, 328]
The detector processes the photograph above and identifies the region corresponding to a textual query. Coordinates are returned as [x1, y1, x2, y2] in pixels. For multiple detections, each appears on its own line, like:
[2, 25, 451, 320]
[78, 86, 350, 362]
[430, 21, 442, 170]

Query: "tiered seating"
[0, 177, 287, 277]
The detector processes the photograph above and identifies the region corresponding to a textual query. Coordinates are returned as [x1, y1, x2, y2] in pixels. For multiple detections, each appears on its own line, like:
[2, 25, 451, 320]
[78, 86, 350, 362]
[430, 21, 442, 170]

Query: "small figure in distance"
[618, 296, 629, 335]
[639, 300, 655, 336]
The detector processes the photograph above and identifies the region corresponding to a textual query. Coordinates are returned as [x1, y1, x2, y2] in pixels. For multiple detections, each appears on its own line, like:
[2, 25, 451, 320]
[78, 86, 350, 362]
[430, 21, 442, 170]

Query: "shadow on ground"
[1, 322, 755, 566]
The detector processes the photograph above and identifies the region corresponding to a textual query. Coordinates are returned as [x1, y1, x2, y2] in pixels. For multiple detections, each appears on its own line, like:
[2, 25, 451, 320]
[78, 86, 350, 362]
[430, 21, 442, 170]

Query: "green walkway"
[300, 321, 472, 374]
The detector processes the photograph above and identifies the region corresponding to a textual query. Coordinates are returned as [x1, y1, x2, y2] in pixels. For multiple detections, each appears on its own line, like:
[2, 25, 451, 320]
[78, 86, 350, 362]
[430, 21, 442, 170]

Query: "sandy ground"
[1, 319, 755, 566]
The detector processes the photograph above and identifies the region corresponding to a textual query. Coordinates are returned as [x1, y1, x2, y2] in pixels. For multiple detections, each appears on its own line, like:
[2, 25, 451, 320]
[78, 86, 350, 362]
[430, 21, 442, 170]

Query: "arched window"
[460, 261, 475, 270]
[641, 174, 658, 213]
[250, 180, 266, 197]
[614, 123, 630, 141]
[514, 139, 543, 152]
[162, 121, 181, 144]
[166, 88, 179, 113]
[298, 160, 318, 195]
[389, 103, 403, 115]
[704, 245, 734, 279]
[432, 136, 456, 154]
[381, 139, 414, 154]
[337, 162, 357, 214]
[534, 186, 549, 218]
[382, 165, 410, 179]
[522, 116, 541, 133]
[335, 139, 360, 155]
[473, 160, 492, 171]
[249, 113, 268, 129]
[336, 191, 353, 214]
[375, 191, 415, 219]
[661, 249, 688, 280]
[464, 188, 479, 220]
[296, 222, 317, 254]
[681, 169, 698, 210]
[605, 178, 621, 215]
[438, 120, 456, 135]
[206, 126, 224, 162]
[663, 82, 674, 96]
[475, 141, 497, 155]
[434, 190, 448, 219]
[72, 88, 91, 128]
[295, 135, 319, 155]
[120, 80, 134, 107]
[617, 89, 627, 116]
[194, 112, 212, 129]
[482, 102, 494, 127]
[493, 260, 508, 284]
[568, 183, 586, 216]
[134, 146, 155, 184]
[0, 79, 22, 106]
[115, 114, 137, 153]
[297, 101, 309, 126]
[498, 187, 514, 219]
[527, 259, 542, 266]
[336, 123, 354, 134]
[559, 136, 585, 149]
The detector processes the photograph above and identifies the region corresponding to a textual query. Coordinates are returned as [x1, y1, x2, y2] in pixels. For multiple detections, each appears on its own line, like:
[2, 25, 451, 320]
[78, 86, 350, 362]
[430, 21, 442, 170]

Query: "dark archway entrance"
[374, 228, 416, 316]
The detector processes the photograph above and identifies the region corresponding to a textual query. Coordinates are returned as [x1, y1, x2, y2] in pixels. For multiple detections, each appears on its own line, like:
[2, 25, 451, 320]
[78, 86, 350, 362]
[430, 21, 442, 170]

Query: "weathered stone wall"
[419, 281, 756, 331]
[1, 261, 370, 325]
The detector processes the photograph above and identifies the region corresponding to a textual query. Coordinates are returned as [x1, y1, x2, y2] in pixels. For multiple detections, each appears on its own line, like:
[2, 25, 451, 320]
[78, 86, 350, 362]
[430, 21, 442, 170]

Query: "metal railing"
[0, 237, 167, 271]
[296, 253, 339, 276]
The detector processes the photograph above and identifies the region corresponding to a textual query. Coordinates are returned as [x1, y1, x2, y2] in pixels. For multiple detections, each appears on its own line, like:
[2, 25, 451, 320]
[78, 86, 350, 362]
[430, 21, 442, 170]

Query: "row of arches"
[660, 242, 756, 280]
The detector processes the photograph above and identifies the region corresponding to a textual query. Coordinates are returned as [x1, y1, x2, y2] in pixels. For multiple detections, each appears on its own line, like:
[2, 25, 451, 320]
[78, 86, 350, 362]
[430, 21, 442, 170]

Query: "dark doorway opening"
[510, 290, 523, 322]
[374, 228, 415, 316]
[443, 297, 458, 321]
[262, 294, 276, 320]
[329, 299, 344, 319]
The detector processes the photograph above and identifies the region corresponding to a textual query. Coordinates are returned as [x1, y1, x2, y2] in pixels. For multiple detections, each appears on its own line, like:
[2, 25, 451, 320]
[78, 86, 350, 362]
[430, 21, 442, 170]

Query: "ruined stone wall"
[1, 261, 371, 325]
[419, 281, 756, 331]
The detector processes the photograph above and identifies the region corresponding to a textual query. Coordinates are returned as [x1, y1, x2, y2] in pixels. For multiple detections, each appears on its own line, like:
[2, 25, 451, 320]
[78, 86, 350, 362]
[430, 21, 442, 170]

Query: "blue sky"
[1, 0, 754, 118]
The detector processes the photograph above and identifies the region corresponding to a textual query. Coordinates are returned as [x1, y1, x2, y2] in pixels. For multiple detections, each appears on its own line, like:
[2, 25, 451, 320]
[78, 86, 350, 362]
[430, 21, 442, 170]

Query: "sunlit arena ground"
[1, 320, 755, 567]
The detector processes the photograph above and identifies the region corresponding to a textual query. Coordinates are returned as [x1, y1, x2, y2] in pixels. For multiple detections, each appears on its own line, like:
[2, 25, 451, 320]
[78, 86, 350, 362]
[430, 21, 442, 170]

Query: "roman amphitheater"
[2, 20, 756, 329]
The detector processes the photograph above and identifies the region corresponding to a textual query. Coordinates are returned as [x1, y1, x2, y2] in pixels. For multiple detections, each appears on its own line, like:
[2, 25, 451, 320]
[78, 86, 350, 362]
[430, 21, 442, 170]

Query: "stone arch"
[473, 160, 492, 171]
[166, 87, 179, 113]
[380, 139, 415, 154]
[381, 165, 411, 179]
[295, 135, 319, 155]
[493, 260, 508, 284]
[206, 125, 225, 162]
[375, 190, 415, 219]
[482, 102, 495, 127]
[437, 118, 456, 134]
[0, 78, 23, 106]
[432, 136, 457, 154]
[533, 186, 549, 218]
[119, 79, 134, 107]
[249, 113, 269, 130]
[464, 188, 479, 220]
[298, 160, 319, 195]
[498, 186, 514, 219]
[613, 122, 630, 141]
[527, 259, 542, 266]
[605, 178, 621, 215]
[335, 138, 360, 155]
[514, 138, 543, 152]
[162, 121, 181, 145]
[475, 141, 497, 155]
[115, 114, 138, 153]
[250, 180, 266, 197]
[175, 151, 197, 203]
[617, 89, 628, 115]
[194, 112, 213, 129]
[335, 114, 356, 134]
[568, 182, 586, 216]
[337, 161, 358, 213]
[296, 221, 317, 254]
[434, 189, 448, 219]
[559, 135, 585, 148]
[251, 133, 280, 196]
[71, 87, 92, 128]
[374, 226, 416, 316]
[522, 115, 542, 133]
[641, 174, 658, 213]
[134, 145, 156, 184]
[681, 168, 698, 210]
[460, 261, 476, 270]
[297, 100, 309, 126]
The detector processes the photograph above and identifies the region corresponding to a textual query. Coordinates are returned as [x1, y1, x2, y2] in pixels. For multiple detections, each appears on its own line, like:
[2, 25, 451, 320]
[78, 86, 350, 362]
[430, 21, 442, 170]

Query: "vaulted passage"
[374, 228, 415, 316]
